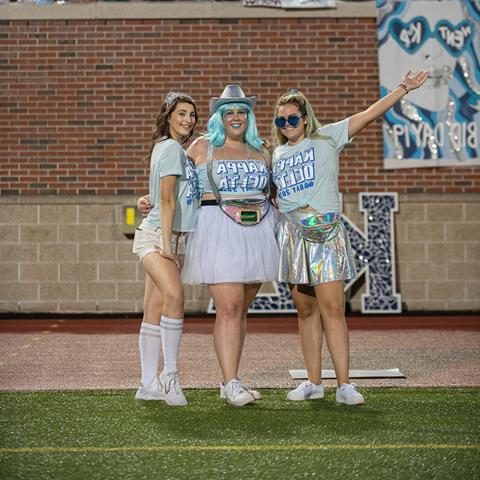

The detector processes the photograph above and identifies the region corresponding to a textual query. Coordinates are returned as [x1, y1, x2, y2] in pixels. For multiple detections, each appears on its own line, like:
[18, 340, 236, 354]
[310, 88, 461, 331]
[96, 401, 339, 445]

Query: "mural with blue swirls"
[377, 0, 479, 168]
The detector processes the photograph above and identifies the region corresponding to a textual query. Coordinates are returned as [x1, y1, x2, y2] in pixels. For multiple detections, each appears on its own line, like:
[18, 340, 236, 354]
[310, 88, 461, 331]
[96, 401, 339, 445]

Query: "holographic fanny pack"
[220, 197, 270, 226]
[206, 142, 271, 227]
[287, 211, 342, 243]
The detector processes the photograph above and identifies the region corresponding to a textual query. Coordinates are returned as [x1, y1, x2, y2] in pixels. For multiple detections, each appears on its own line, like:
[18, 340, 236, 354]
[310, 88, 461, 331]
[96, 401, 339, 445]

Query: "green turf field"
[1, 388, 479, 479]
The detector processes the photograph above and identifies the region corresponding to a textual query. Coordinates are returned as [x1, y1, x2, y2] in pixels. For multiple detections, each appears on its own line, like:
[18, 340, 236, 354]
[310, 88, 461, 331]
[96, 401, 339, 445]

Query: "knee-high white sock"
[160, 316, 183, 374]
[139, 322, 162, 386]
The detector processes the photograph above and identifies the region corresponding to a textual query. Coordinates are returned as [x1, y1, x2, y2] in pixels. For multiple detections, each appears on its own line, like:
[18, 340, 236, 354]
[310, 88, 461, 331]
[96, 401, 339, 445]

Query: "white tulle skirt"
[182, 205, 279, 285]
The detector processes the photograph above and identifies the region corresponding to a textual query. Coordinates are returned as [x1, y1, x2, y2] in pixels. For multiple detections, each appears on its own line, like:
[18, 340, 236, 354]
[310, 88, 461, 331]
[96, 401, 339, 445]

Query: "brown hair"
[271, 89, 328, 147]
[144, 93, 198, 163]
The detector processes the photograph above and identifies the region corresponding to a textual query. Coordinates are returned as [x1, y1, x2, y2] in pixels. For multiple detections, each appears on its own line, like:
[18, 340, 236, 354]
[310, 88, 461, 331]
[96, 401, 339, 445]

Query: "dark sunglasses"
[274, 114, 304, 128]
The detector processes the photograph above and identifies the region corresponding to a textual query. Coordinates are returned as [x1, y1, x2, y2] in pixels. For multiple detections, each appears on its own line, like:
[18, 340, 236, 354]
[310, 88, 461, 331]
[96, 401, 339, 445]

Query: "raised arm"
[348, 70, 428, 139]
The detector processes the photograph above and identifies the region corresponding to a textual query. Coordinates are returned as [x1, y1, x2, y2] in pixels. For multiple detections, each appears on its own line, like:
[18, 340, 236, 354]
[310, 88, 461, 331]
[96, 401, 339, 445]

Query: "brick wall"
[2, 17, 479, 195]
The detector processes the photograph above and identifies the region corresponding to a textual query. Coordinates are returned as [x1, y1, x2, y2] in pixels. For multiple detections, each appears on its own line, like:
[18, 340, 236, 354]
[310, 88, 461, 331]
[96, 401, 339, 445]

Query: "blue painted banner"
[377, 0, 480, 169]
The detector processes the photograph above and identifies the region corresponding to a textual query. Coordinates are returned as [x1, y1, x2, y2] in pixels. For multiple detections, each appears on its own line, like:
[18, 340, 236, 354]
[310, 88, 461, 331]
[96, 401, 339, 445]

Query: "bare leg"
[141, 253, 184, 318]
[142, 273, 163, 326]
[290, 284, 323, 385]
[141, 253, 186, 398]
[209, 283, 246, 383]
[136, 257, 181, 391]
[238, 283, 261, 367]
[314, 281, 349, 386]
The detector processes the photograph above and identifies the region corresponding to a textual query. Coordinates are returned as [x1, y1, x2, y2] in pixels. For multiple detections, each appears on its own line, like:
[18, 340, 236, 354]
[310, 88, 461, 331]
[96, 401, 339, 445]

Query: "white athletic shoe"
[159, 371, 188, 406]
[336, 383, 365, 405]
[223, 379, 255, 407]
[287, 381, 324, 401]
[135, 375, 164, 401]
[220, 379, 262, 400]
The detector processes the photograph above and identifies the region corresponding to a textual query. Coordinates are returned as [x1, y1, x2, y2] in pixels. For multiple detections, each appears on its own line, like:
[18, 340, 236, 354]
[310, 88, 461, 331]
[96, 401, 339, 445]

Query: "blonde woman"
[271, 71, 427, 404]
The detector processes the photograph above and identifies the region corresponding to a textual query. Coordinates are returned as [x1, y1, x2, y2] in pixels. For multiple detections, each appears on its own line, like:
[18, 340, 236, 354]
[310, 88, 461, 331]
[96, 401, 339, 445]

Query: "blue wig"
[207, 102, 263, 150]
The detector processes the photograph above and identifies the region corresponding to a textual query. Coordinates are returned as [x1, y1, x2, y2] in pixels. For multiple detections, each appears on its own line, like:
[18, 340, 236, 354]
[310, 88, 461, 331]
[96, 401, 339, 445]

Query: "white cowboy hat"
[209, 84, 257, 115]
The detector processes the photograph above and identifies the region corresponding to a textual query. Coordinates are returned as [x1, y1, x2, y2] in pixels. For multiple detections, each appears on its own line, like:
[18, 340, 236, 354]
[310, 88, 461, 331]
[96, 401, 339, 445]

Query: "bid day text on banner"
[377, 0, 480, 169]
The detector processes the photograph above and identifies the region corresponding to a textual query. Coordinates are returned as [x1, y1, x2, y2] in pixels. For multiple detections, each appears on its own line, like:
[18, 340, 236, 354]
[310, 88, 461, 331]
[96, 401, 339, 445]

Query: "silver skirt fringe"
[277, 211, 357, 286]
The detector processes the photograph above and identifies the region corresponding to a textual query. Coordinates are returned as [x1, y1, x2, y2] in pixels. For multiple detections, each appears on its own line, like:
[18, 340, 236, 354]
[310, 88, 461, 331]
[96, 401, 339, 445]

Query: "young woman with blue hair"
[182, 85, 279, 406]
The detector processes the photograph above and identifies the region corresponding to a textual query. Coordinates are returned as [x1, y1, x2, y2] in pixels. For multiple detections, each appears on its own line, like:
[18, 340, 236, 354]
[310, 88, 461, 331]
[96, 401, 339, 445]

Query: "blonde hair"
[271, 90, 329, 147]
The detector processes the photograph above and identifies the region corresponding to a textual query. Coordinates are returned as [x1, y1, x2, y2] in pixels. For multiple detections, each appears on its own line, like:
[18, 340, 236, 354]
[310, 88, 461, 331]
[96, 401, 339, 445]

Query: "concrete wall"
[1, 193, 478, 313]
[343, 193, 480, 312]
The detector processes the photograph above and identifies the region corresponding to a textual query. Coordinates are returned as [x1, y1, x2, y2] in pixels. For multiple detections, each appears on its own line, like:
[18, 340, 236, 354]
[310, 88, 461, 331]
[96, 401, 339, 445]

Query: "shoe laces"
[227, 379, 247, 397]
[165, 372, 182, 395]
[298, 380, 311, 391]
[237, 378, 252, 391]
[342, 383, 359, 393]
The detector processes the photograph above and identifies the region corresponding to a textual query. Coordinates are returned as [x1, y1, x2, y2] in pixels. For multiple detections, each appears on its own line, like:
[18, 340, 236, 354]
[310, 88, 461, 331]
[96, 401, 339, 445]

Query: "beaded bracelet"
[398, 83, 409, 94]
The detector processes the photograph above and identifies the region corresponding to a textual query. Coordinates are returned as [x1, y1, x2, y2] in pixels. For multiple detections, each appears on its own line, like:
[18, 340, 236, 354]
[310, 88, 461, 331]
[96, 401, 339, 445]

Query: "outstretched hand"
[402, 70, 428, 92]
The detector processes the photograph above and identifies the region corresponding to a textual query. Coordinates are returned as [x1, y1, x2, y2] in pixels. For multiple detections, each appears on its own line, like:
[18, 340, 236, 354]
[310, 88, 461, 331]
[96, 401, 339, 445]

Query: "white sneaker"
[220, 379, 262, 400]
[223, 379, 255, 407]
[287, 381, 324, 401]
[135, 375, 164, 401]
[336, 383, 365, 405]
[159, 371, 188, 406]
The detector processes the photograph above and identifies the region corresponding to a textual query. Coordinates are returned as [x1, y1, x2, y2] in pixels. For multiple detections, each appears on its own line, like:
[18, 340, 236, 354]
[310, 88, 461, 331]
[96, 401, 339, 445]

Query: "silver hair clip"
[164, 91, 194, 107]
[288, 88, 299, 94]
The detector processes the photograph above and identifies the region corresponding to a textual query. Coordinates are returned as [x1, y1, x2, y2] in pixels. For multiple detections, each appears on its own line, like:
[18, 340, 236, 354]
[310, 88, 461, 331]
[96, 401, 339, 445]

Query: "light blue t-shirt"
[146, 139, 200, 232]
[272, 118, 351, 214]
[197, 159, 270, 196]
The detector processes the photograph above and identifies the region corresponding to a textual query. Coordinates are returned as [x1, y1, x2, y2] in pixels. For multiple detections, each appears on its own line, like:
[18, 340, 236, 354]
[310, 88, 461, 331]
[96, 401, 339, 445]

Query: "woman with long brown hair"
[138, 86, 278, 407]
[132, 91, 200, 406]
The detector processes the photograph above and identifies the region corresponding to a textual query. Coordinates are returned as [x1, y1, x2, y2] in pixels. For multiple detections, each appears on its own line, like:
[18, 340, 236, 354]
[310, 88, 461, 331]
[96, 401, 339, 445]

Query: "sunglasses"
[274, 114, 304, 128]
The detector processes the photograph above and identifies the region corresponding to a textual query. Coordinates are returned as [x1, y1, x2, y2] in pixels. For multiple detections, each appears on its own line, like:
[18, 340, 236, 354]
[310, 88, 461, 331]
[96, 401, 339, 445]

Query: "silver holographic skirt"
[277, 210, 357, 286]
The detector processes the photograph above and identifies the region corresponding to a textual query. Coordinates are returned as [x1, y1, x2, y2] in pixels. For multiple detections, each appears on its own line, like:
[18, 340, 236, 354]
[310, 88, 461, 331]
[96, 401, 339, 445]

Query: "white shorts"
[132, 219, 186, 263]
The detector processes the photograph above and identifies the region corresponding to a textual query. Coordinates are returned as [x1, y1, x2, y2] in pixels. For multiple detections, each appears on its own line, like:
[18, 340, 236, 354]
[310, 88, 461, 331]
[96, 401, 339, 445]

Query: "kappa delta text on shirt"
[273, 146, 315, 199]
[184, 158, 200, 206]
[214, 160, 269, 193]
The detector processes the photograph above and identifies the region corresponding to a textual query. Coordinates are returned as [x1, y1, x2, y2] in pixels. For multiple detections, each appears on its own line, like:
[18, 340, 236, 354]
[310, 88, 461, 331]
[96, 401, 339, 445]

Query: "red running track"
[0, 314, 478, 334]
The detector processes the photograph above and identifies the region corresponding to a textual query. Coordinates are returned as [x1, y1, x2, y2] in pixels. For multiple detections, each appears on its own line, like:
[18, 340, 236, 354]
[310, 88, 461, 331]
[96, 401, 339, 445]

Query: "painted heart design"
[389, 16, 431, 54]
[435, 20, 475, 57]
[466, 0, 480, 23]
